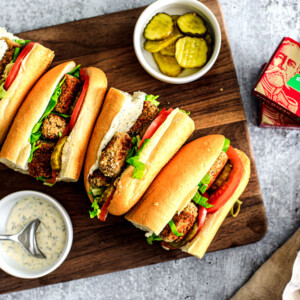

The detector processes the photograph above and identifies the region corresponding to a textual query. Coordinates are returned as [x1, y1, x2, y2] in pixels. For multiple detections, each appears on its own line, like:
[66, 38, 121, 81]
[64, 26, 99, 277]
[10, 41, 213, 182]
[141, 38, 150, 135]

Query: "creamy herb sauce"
[89, 91, 146, 176]
[2, 196, 66, 270]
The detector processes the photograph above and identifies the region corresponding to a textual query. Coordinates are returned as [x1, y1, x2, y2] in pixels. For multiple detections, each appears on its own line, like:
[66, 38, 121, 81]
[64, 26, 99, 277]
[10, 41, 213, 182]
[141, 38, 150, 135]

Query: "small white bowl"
[0, 191, 73, 279]
[133, 0, 221, 84]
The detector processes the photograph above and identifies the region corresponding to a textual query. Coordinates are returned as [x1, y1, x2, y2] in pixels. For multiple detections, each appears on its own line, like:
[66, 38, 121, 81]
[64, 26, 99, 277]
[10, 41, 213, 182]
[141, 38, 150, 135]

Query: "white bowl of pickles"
[134, 0, 221, 84]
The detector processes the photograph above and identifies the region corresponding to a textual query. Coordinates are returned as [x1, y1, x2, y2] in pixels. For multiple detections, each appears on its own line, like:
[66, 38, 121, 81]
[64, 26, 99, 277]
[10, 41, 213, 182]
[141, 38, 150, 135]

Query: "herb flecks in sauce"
[2, 196, 66, 270]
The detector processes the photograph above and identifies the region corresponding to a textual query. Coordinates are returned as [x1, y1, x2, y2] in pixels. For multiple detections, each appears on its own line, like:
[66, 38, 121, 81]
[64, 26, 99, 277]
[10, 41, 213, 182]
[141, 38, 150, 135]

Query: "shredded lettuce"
[36, 176, 55, 187]
[14, 39, 31, 46]
[28, 76, 67, 162]
[222, 138, 230, 152]
[168, 220, 183, 236]
[67, 64, 81, 79]
[89, 199, 101, 218]
[145, 94, 160, 106]
[192, 191, 213, 208]
[147, 233, 162, 245]
[0, 82, 8, 99]
[126, 137, 150, 180]
[179, 109, 191, 115]
[52, 112, 70, 118]
[35, 176, 50, 182]
[13, 48, 20, 62]
[88, 187, 106, 218]
[0, 61, 14, 100]
[198, 174, 211, 193]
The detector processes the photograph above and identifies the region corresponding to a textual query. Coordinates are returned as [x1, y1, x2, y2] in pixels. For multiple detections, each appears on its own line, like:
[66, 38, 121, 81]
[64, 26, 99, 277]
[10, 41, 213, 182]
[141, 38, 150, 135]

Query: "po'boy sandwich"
[84, 87, 195, 221]
[0, 28, 54, 144]
[0, 61, 107, 184]
[126, 135, 250, 259]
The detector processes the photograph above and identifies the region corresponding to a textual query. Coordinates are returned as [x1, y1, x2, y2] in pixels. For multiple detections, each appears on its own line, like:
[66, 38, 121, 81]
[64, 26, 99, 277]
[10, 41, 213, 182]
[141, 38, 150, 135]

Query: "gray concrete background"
[0, 0, 299, 299]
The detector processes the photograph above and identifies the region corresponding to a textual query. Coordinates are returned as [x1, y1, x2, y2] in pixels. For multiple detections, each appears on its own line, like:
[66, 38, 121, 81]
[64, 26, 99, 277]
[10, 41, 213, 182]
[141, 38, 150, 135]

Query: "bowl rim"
[0, 190, 73, 279]
[133, 0, 222, 84]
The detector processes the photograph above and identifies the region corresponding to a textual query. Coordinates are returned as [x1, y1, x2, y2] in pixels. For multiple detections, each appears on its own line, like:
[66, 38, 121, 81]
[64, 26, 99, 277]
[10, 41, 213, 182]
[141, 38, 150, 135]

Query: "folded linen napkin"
[283, 251, 300, 300]
[231, 228, 300, 300]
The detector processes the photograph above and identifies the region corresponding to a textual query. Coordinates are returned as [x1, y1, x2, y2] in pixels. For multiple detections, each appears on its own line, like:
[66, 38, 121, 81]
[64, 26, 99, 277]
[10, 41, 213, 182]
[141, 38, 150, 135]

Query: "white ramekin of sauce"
[0, 191, 73, 279]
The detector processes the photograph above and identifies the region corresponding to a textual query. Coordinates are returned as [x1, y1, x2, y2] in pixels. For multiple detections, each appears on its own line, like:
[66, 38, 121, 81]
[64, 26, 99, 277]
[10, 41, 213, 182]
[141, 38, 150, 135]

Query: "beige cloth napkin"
[231, 228, 300, 300]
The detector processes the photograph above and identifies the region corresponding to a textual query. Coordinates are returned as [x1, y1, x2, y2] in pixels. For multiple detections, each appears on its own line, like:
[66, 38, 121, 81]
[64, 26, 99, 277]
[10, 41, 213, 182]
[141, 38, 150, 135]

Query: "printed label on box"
[254, 38, 300, 119]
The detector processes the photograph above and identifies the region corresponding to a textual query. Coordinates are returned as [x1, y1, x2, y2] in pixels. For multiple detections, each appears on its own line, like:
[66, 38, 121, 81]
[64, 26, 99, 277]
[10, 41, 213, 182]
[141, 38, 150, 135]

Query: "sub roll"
[84, 88, 195, 221]
[126, 135, 251, 259]
[0, 28, 54, 144]
[0, 61, 107, 184]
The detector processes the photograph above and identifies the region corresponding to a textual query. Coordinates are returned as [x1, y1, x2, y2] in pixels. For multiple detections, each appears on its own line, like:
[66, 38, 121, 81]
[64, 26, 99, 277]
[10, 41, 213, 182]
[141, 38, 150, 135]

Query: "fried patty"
[160, 202, 198, 243]
[53, 74, 81, 114]
[99, 132, 132, 178]
[41, 113, 68, 139]
[88, 169, 111, 188]
[28, 140, 55, 178]
[206, 151, 228, 190]
[129, 101, 159, 138]
[0, 38, 21, 77]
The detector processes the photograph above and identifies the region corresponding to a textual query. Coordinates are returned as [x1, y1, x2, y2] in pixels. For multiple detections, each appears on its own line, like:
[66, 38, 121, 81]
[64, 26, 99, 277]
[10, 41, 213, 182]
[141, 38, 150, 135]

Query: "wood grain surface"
[0, 0, 267, 294]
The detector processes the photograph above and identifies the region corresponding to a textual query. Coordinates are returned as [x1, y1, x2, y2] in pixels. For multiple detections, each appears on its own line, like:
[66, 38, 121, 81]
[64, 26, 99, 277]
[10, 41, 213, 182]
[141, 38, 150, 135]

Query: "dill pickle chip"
[204, 32, 213, 58]
[144, 13, 174, 41]
[175, 36, 208, 68]
[144, 28, 182, 53]
[153, 52, 182, 77]
[171, 15, 180, 23]
[177, 13, 207, 36]
[50, 136, 68, 171]
[160, 44, 175, 56]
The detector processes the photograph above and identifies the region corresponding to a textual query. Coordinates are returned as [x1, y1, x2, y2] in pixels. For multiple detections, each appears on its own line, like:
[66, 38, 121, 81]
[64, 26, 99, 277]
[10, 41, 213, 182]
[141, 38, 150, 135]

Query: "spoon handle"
[0, 234, 16, 241]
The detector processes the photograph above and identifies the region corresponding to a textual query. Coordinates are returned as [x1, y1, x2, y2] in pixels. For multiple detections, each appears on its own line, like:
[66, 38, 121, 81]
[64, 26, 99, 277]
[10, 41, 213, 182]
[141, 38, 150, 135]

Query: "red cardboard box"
[252, 37, 300, 124]
[259, 102, 300, 129]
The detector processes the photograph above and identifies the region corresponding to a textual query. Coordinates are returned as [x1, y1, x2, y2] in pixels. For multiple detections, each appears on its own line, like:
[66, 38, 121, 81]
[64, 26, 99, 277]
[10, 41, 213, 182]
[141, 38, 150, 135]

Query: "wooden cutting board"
[0, 0, 267, 294]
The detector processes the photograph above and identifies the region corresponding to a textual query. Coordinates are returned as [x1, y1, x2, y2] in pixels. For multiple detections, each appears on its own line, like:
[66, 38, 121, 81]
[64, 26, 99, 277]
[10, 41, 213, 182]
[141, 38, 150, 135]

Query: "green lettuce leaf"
[0, 82, 8, 99]
[146, 233, 162, 245]
[126, 138, 150, 180]
[13, 48, 20, 62]
[179, 109, 191, 115]
[89, 199, 101, 219]
[145, 94, 160, 106]
[51, 112, 70, 118]
[28, 76, 66, 161]
[168, 220, 183, 236]
[198, 173, 211, 193]
[14, 39, 31, 46]
[67, 64, 81, 79]
[192, 191, 213, 208]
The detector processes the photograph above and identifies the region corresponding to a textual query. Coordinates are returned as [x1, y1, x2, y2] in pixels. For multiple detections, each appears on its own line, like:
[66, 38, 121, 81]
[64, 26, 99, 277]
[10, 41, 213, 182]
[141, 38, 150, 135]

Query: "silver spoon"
[0, 219, 46, 259]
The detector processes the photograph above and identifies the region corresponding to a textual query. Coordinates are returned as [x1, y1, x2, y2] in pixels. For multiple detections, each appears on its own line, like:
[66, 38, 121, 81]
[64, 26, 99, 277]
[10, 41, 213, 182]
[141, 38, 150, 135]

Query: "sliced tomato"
[99, 189, 115, 222]
[69, 70, 89, 131]
[139, 107, 173, 150]
[196, 206, 207, 235]
[61, 123, 71, 138]
[45, 170, 57, 185]
[206, 146, 243, 214]
[4, 42, 36, 90]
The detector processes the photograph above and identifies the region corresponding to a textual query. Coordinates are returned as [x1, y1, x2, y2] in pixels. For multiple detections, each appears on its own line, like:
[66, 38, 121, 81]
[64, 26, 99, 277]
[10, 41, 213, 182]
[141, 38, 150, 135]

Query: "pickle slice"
[144, 28, 182, 53]
[204, 32, 213, 58]
[177, 13, 207, 36]
[175, 36, 208, 68]
[144, 13, 174, 41]
[50, 136, 68, 171]
[160, 44, 175, 56]
[171, 15, 180, 23]
[153, 52, 182, 77]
